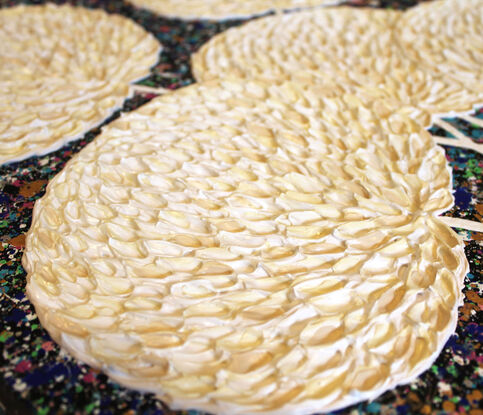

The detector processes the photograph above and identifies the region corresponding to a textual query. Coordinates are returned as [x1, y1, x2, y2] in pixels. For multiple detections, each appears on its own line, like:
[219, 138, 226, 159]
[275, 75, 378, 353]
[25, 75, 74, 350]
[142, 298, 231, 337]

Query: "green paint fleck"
[85, 403, 96, 414]
[448, 365, 458, 376]
[37, 407, 49, 415]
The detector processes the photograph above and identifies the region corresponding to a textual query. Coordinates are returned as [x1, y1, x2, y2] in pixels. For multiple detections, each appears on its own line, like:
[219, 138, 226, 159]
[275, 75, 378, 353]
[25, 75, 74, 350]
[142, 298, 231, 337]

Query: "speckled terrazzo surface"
[0, 0, 482, 414]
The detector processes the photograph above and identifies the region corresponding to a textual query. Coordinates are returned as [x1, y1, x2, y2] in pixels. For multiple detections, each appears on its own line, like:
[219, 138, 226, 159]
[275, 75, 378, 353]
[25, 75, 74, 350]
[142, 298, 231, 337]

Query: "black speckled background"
[0, 1, 482, 414]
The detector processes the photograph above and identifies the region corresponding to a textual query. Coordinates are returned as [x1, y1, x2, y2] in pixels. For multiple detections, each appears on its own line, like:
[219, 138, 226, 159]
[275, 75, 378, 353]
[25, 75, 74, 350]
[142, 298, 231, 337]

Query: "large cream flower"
[397, 0, 483, 91]
[0, 4, 161, 164]
[24, 79, 466, 415]
[192, 7, 482, 122]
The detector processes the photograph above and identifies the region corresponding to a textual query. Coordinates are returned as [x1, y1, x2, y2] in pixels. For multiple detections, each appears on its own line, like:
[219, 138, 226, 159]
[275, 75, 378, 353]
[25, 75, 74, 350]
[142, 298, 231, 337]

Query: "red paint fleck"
[42, 341, 55, 351]
[15, 360, 32, 373]
[83, 372, 95, 383]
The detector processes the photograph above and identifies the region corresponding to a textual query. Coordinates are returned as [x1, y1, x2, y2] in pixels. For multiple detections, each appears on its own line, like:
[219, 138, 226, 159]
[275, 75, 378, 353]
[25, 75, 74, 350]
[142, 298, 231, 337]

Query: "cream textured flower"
[192, 7, 482, 121]
[24, 80, 467, 415]
[0, 4, 161, 164]
[397, 0, 483, 91]
[128, 0, 339, 20]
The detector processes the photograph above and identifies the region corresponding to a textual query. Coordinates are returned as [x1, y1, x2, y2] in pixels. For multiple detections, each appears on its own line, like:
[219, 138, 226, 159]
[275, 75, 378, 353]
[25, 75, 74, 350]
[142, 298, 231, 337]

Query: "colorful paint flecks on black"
[428, 108, 483, 144]
[0, 1, 482, 415]
[442, 146, 483, 223]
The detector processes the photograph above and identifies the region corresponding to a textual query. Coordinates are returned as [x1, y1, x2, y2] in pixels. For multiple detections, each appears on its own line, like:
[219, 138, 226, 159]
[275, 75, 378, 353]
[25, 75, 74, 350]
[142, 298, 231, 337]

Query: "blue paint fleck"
[5, 307, 26, 323]
[454, 188, 472, 210]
